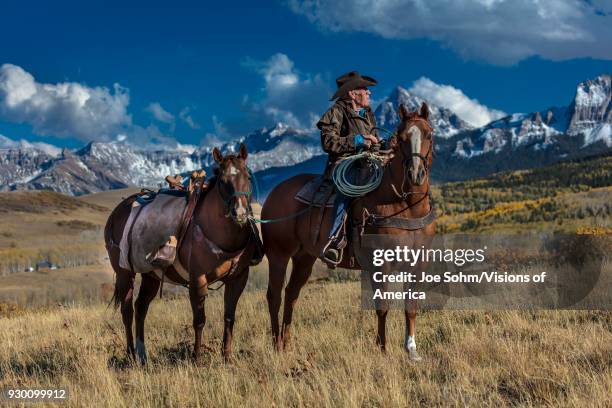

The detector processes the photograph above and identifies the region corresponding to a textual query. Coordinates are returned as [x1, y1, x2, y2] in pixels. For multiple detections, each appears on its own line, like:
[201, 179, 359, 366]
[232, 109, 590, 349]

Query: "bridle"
[389, 117, 434, 201]
[359, 117, 436, 230]
[215, 164, 254, 223]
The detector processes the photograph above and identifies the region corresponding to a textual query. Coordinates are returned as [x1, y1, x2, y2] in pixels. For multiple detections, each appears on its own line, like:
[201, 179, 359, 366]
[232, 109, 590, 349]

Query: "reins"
[360, 116, 436, 230]
[388, 117, 433, 201]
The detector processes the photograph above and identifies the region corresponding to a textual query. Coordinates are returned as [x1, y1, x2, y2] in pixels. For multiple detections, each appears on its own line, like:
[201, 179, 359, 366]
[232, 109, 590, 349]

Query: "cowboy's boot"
[321, 226, 347, 267]
[321, 195, 349, 266]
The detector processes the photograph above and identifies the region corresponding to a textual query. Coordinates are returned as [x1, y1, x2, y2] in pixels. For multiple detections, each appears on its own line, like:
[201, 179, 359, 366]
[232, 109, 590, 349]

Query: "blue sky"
[0, 0, 610, 149]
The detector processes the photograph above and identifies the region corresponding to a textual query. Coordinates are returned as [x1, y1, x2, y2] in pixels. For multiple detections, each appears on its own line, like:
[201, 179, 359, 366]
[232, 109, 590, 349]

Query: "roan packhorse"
[105, 144, 257, 363]
[261, 103, 435, 360]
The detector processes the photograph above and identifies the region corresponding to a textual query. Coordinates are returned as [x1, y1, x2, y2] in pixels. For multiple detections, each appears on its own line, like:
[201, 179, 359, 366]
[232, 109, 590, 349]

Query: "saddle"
[165, 174, 185, 190]
[294, 176, 336, 207]
[146, 171, 209, 269]
[119, 170, 209, 275]
[165, 170, 209, 193]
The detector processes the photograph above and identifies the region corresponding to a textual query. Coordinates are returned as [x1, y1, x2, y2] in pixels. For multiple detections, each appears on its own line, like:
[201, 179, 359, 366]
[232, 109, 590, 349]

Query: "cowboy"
[317, 71, 380, 265]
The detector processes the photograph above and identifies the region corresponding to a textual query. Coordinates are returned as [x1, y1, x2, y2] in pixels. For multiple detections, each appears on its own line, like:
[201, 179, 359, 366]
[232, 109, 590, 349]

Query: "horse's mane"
[206, 175, 219, 188]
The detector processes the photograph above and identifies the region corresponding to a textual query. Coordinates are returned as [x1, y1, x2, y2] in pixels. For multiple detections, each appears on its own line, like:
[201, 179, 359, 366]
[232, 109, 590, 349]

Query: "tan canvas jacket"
[316, 99, 378, 175]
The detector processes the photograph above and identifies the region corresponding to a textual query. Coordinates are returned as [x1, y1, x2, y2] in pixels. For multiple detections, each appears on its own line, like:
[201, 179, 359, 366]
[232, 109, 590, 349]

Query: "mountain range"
[1, 75, 610, 196]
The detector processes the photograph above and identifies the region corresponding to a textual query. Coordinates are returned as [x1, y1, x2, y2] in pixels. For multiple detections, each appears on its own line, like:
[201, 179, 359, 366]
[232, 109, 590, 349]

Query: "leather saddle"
[121, 171, 209, 274]
[294, 176, 358, 267]
[294, 176, 336, 207]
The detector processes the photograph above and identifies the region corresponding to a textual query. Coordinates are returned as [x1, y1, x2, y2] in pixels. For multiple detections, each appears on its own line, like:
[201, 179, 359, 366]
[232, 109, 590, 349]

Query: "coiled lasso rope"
[332, 151, 385, 197]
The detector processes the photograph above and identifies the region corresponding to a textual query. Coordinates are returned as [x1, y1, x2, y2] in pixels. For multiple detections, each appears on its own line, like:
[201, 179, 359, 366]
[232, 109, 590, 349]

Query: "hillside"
[0, 188, 270, 305]
[435, 154, 612, 232]
[0, 154, 609, 279]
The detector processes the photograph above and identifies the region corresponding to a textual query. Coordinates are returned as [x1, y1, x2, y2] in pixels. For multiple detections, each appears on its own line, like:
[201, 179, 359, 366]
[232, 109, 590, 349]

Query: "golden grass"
[1, 185, 610, 406]
[0, 263, 115, 307]
[1, 281, 611, 407]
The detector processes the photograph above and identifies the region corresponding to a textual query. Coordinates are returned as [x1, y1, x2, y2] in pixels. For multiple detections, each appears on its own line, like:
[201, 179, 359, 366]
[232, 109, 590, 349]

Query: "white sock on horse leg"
[405, 334, 416, 350]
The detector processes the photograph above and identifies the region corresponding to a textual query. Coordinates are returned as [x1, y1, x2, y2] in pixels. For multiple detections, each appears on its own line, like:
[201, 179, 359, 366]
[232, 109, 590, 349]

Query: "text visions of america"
[372, 271, 548, 284]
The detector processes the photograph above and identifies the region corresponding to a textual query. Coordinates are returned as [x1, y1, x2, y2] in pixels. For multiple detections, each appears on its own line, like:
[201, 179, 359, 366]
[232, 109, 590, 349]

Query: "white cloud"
[0, 64, 190, 150]
[0, 133, 61, 156]
[288, 0, 612, 64]
[110, 124, 196, 153]
[212, 115, 229, 137]
[146, 102, 174, 124]
[179, 107, 200, 129]
[0, 64, 131, 141]
[197, 116, 232, 147]
[200, 132, 224, 148]
[409, 77, 506, 126]
[242, 53, 331, 129]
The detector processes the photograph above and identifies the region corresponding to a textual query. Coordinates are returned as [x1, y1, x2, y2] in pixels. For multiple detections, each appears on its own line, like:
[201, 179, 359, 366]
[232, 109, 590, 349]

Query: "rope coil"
[332, 152, 385, 197]
[246, 151, 385, 224]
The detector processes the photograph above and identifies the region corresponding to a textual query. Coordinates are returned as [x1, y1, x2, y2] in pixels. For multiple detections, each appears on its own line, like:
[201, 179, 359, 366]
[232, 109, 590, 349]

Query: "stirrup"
[320, 239, 345, 267]
[322, 248, 341, 265]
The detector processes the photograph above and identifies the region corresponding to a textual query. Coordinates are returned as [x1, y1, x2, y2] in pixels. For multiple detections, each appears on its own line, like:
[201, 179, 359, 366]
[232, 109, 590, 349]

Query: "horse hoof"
[406, 347, 423, 362]
[135, 339, 147, 364]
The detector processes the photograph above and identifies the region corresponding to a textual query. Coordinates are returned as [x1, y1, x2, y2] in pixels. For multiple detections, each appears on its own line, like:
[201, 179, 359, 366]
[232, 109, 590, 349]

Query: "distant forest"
[434, 154, 612, 233]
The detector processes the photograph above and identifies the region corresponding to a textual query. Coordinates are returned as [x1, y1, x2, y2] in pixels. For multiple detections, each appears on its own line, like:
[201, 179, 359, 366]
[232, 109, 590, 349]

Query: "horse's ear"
[239, 143, 248, 160]
[398, 103, 410, 120]
[419, 102, 429, 121]
[213, 147, 223, 163]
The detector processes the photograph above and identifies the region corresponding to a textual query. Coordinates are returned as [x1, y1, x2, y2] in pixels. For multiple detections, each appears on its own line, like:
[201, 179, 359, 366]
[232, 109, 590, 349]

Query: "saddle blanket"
[294, 176, 336, 207]
[119, 193, 188, 274]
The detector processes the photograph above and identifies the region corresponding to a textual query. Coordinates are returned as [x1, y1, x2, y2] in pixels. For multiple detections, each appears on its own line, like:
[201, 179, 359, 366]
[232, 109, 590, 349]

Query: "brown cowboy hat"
[330, 70, 377, 100]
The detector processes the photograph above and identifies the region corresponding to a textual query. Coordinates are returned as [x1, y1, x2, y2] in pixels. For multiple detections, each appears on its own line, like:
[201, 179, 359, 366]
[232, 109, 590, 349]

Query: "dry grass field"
[1, 280, 611, 407]
[0, 189, 133, 276]
[1, 161, 611, 407]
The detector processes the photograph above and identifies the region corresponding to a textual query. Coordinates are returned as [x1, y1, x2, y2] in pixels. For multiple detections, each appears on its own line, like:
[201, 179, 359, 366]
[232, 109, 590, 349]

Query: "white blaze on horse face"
[408, 125, 422, 182]
[228, 164, 239, 176]
[236, 196, 247, 219]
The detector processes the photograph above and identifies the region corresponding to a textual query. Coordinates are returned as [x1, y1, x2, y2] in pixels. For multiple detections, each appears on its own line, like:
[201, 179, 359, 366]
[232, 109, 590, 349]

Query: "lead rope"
[248, 206, 311, 224]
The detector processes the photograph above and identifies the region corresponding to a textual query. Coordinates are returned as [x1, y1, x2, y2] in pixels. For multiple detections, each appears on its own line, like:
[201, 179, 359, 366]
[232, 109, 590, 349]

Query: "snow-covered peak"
[77, 140, 127, 156]
[567, 74, 611, 146]
[208, 123, 320, 172]
[374, 86, 473, 138]
[269, 122, 290, 137]
[574, 75, 611, 107]
[0, 134, 61, 157]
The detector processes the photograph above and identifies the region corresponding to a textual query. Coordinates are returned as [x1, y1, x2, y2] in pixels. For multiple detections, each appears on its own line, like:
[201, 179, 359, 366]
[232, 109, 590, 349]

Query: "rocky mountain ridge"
[1, 75, 610, 195]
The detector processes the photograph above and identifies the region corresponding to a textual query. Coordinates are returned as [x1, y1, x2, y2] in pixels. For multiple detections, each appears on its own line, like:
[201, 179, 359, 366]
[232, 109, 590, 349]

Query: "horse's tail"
[104, 193, 138, 251]
[110, 278, 121, 310]
[105, 193, 140, 310]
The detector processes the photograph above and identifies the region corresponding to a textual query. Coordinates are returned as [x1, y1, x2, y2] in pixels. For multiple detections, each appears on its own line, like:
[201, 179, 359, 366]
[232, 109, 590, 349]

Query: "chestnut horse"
[105, 144, 256, 363]
[261, 103, 435, 360]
